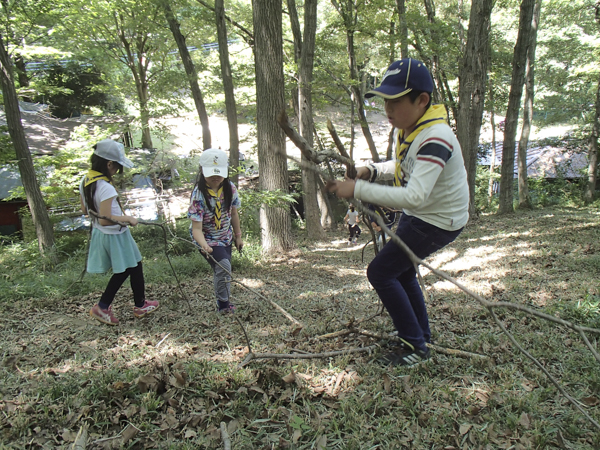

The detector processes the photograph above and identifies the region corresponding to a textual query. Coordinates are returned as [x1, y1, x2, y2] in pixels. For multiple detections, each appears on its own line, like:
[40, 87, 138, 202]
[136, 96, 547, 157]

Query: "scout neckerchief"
[84, 170, 110, 187]
[207, 186, 224, 229]
[394, 104, 448, 187]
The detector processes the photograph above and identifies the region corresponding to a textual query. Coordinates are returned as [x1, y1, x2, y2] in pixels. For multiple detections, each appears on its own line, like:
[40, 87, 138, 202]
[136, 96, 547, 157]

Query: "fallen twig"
[238, 345, 378, 368]
[71, 425, 88, 450]
[220, 421, 232, 450]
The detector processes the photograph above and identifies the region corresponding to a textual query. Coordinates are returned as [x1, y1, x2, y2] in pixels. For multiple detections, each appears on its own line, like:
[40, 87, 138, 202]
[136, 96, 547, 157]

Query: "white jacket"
[354, 123, 469, 231]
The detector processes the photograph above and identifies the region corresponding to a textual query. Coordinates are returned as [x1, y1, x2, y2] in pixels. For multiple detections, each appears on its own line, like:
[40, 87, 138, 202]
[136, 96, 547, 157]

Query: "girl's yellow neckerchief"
[207, 186, 224, 229]
[84, 170, 110, 187]
[394, 104, 448, 187]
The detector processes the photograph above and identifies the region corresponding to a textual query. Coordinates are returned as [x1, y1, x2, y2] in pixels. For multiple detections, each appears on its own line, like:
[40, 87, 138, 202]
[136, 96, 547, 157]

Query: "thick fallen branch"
[316, 327, 487, 360]
[238, 345, 378, 368]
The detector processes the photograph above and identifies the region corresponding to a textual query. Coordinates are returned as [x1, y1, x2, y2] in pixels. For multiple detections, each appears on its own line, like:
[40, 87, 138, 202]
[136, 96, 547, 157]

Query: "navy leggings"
[367, 215, 462, 352]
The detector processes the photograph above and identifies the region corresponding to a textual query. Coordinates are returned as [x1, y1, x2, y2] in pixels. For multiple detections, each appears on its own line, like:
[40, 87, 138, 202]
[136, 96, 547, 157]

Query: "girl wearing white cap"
[188, 148, 243, 314]
[80, 139, 159, 325]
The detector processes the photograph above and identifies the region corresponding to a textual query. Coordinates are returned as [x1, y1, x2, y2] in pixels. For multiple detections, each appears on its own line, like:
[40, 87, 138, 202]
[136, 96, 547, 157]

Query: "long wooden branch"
[326, 119, 356, 178]
[238, 345, 379, 368]
[276, 110, 353, 167]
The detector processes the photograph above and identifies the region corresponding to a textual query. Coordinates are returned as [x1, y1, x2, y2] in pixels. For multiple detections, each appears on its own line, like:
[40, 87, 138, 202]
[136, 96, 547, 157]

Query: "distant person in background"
[344, 203, 361, 245]
[80, 139, 159, 326]
[188, 148, 243, 314]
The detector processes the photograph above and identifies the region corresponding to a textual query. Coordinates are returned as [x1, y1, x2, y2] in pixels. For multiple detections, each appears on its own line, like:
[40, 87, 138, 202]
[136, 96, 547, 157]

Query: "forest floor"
[1, 207, 600, 449]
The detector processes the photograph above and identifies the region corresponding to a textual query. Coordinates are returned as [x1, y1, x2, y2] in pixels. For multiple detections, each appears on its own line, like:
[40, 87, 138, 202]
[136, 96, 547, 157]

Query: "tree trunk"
[517, 0, 541, 209]
[498, 0, 536, 215]
[0, 34, 54, 254]
[163, 0, 212, 150]
[252, 0, 293, 251]
[331, 0, 380, 162]
[117, 17, 154, 150]
[215, 0, 240, 185]
[13, 55, 31, 102]
[395, 0, 408, 58]
[584, 4, 600, 203]
[488, 86, 498, 203]
[455, 0, 493, 217]
[585, 75, 600, 203]
[137, 80, 153, 149]
[288, 0, 325, 239]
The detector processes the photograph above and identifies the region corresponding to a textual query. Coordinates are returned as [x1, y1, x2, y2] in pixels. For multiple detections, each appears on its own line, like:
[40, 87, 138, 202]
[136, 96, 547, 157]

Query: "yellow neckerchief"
[84, 170, 110, 187]
[394, 104, 448, 186]
[207, 186, 224, 229]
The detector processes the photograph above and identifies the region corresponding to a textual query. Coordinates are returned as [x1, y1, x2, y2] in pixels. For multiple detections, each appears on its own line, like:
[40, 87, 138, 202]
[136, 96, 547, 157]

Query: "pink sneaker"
[90, 304, 119, 325]
[133, 299, 160, 318]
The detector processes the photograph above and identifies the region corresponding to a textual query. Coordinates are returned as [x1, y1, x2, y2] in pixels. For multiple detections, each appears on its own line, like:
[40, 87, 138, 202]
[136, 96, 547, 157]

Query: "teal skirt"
[87, 227, 142, 274]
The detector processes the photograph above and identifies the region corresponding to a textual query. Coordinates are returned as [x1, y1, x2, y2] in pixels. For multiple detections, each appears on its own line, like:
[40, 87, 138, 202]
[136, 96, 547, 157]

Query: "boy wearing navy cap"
[328, 58, 469, 366]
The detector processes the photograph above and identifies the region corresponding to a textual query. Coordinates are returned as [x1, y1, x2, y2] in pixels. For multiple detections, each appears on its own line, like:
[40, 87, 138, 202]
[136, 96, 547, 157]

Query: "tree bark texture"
[517, 0, 541, 209]
[215, 0, 240, 185]
[0, 34, 54, 254]
[498, 0, 536, 214]
[252, 0, 293, 251]
[289, 0, 325, 238]
[395, 0, 408, 59]
[163, 0, 212, 151]
[456, 0, 493, 217]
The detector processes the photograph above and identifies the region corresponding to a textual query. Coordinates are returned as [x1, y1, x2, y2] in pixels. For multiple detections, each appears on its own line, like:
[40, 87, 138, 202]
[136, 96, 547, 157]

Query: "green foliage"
[0, 125, 16, 164]
[37, 125, 114, 209]
[30, 60, 112, 118]
[474, 165, 500, 212]
[237, 188, 297, 235]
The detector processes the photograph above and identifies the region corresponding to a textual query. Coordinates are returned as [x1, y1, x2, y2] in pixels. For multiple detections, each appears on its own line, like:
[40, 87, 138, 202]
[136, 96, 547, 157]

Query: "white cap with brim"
[94, 139, 134, 168]
[199, 148, 228, 178]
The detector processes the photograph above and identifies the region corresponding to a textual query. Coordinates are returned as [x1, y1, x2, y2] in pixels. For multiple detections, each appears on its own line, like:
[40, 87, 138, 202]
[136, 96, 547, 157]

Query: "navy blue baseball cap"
[365, 58, 434, 100]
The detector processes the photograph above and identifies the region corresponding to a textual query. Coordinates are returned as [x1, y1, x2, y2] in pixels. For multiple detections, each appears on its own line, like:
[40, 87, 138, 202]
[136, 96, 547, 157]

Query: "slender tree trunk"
[0, 34, 54, 254]
[517, 0, 541, 209]
[395, 0, 408, 58]
[456, 0, 493, 217]
[585, 76, 600, 203]
[288, 0, 324, 238]
[331, 0, 380, 162]
[118, 19, 154, 150]
[163, 0, 212, 150]
[252, 0, 293, 251]
[137, 81, 153, 149]
[215, 0, 240, 185]
[488, 86, 498, 203]
[498, 0, 536, 214]
[584, 4, 600, 203]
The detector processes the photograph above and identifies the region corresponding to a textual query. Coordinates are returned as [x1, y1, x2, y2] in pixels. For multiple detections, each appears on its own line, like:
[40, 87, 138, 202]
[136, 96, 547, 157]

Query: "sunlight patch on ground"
[236, 278, 265, 289]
